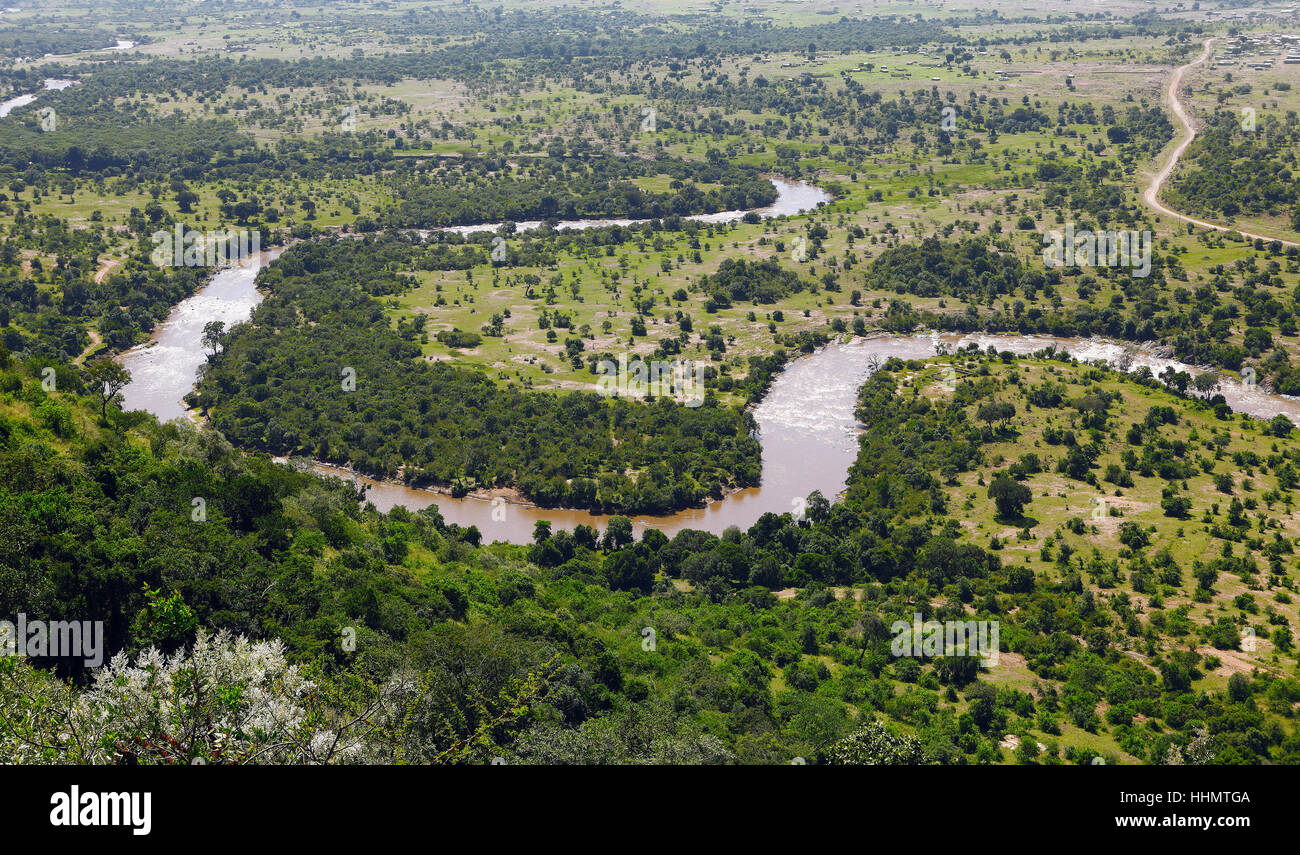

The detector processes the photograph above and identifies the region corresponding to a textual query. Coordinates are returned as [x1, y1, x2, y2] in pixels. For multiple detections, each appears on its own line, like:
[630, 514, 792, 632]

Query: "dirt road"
[1143, 37, 1299, 247]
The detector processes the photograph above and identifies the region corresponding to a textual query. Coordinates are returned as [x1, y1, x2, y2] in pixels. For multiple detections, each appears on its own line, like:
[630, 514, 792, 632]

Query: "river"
[0, 78, 77, 118]
[297, 332, 1300, 543]
[430, 176, 831, 235]
[118, 253, 281, 422]
[116, 178, 1300, 544]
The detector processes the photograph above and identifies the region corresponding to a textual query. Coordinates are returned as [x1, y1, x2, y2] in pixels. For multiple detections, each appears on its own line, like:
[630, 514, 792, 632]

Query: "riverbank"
[110, 171, 1300, 544]
[117, 250, 281, 421]
[300, 458, 749, 514]
[126, 273, 1300, 544]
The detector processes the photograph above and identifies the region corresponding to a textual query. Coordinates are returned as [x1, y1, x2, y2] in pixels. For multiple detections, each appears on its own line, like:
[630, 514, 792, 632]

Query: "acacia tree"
[977, 401, 1016, 430]
[988, 472, 1031, 520]
[85, 360, 131, 422]
[1192, 370, 1221, 400]
[1160, 367, 1191, 395]
[201, 320, 225, 361]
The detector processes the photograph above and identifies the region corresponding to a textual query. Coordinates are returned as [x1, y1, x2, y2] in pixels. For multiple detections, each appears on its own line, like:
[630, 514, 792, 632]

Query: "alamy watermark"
[1042, 224, 1151, 278]
[50, 787, 151, 836]
[596, 355, 707, 407]
[151, 224, 260, 268]
[0, 613, 104, 667]
[890, 613, 1000, 666]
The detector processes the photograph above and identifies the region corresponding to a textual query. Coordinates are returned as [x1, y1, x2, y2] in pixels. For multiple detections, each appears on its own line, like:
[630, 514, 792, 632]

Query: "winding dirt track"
[72, 329, 101, 366]
[1143, 37, 1299, 247]
[93, 256, 121, 284]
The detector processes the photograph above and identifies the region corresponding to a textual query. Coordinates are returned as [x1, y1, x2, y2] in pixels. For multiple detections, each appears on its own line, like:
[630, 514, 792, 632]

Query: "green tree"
[201, 320, 225, 361]
[988, 473, 1031, 519]
[602, 516, 634, 550]
[85, 360, 131, 422]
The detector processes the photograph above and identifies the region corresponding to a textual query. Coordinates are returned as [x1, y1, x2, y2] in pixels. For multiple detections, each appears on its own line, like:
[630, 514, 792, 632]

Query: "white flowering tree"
[0, 630, 378, 765]
[823, 719, 936, 765]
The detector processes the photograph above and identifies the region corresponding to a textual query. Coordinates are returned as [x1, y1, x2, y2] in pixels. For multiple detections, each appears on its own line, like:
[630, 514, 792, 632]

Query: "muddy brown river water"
[118, 180, 1300, 544]
[295, 333, 1300, 543]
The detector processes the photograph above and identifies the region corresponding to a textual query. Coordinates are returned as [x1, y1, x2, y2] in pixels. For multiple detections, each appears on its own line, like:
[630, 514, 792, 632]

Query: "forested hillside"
[5, 343, 1298, 764]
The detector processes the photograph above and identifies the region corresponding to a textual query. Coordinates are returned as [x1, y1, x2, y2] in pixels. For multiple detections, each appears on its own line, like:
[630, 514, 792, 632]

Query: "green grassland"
[11, 25, 1291, 391]
[867, 351, 1300, 761]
